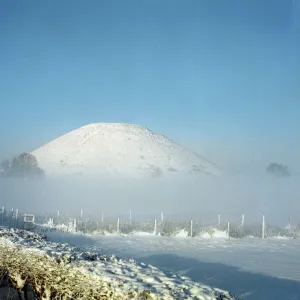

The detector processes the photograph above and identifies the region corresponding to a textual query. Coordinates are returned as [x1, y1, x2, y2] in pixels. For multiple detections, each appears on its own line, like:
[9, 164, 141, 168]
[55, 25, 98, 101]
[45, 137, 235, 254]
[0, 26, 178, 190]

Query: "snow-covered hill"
[32, 123, 221, 178]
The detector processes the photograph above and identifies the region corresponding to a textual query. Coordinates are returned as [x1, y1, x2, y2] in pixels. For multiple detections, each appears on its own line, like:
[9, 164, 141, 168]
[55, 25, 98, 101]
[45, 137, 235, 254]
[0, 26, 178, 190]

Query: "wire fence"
[1, 206, 300, 239]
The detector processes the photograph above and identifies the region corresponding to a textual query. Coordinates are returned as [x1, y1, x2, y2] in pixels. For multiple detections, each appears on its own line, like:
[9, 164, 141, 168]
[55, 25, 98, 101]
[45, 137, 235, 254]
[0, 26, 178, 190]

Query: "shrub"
[0, 242, 153, 299]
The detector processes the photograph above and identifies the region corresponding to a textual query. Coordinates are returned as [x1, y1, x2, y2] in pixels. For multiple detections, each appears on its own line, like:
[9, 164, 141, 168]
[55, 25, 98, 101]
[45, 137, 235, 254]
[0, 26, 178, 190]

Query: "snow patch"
[175, 229, 189, 238]
[198, 228, 229, 239]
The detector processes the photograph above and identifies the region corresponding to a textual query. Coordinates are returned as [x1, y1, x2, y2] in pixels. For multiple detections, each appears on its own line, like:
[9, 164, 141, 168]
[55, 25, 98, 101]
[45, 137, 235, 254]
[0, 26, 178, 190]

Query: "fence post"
[117, 217, 120, 234]
[227, 221, 230, 239]
[262, 215, 265, 239]
[101, 211, 104, 223]
[190, 219, 193, 237]
[129, 209, 132, 223]
[218, 214, 221, 226]
[80, 209, 83, 219]
[9, 208, 14, 229]
[241, 214, 244, 227]
[74, 219, 77, 232]
[154, 219, 157, 235]
[161, 212, 164, 223]
[15, 209, 19, 228]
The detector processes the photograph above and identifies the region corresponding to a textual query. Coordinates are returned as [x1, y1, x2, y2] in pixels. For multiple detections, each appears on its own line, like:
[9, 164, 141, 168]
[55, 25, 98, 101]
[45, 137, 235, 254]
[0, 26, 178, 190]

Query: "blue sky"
[0, 0, 299, 171]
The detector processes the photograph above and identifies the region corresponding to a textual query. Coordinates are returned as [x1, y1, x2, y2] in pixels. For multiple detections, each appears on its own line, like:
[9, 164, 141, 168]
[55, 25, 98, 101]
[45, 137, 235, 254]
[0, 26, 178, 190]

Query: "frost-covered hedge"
[0, 242, 152, 299]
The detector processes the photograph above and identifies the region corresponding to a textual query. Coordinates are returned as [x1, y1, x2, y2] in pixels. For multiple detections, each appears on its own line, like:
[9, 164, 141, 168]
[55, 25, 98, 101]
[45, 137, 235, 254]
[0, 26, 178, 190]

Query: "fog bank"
[1, 172, 299, 226]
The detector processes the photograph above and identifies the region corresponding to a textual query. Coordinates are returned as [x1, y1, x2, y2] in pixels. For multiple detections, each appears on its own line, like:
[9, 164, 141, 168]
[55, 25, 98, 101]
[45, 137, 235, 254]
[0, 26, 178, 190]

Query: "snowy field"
[46, 231, 300, 300]
[0, 228, 235, 300]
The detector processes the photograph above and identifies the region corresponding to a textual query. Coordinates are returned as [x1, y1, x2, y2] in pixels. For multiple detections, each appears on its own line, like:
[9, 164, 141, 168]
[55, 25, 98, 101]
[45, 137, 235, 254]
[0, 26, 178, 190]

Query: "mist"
[0, 172, 299, 226]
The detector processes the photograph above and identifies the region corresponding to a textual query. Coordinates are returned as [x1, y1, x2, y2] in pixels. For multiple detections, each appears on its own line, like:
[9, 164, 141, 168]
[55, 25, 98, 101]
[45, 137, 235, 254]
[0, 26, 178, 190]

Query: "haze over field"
[0, 171, 299, 226]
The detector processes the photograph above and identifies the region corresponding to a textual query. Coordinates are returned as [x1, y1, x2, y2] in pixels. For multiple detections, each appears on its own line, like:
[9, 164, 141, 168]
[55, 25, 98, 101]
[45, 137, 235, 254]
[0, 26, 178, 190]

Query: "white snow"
[45, 231, 300, 300]
[198, 228, 229, 239]
[131, 231, 156, 236]
[0, 228, 234, 299]
[31, 123, 221, 178]
[175, 229, 189, 238]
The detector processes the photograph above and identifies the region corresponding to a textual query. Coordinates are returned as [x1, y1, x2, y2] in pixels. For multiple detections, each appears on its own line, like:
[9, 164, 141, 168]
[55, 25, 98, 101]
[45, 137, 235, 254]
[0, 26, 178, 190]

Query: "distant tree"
[13, 152, 38, 167]
[266, 162, 290, 177]
[0, 153, 44, 179]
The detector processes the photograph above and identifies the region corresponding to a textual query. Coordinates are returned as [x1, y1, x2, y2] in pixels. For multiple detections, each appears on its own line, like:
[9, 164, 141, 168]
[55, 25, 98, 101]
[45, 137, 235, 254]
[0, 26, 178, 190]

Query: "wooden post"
[227, 221, 230, 239]
[15, 209, 19, 228]
[74, 219, 77, 232]
[117, 217, 120, 234]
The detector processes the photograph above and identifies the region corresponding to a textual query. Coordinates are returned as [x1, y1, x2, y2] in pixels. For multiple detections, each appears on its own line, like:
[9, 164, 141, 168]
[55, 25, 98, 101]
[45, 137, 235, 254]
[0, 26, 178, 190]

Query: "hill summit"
[32, 123, 220, 178]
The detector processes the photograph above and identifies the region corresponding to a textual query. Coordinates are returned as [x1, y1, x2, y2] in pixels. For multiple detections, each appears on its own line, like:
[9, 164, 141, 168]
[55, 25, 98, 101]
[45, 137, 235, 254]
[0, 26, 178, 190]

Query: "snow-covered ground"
[0, 228, 235, 299]
[46, 231, 300, 300]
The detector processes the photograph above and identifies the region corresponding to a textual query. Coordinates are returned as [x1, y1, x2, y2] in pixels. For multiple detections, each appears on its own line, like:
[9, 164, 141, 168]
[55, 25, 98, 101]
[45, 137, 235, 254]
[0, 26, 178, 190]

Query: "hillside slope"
[32, 123, 221, 178]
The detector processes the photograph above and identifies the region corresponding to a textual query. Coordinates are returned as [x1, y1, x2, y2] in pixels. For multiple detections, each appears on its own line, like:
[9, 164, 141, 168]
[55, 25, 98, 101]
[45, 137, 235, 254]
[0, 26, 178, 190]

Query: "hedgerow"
[0, 242, 153, 300]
